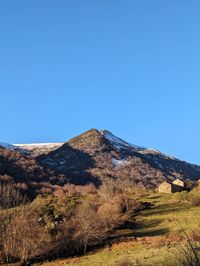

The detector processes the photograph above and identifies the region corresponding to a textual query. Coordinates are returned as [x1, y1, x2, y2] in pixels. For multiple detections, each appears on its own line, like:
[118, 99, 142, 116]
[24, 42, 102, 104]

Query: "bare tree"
[2, 206, 52, 264]
[0, 183, 26, 210]
[72, 202, 107, 254]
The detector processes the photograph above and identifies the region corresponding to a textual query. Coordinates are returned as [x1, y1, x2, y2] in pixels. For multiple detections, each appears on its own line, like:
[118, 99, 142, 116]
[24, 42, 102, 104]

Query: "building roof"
[172, 178, 185, 187]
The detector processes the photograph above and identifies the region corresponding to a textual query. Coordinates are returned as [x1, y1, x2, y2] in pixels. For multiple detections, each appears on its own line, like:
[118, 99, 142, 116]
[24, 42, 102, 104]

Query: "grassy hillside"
[37, 193, 200, 266]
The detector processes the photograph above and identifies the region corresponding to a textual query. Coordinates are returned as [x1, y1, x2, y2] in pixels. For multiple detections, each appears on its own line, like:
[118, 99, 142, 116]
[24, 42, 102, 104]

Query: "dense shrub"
[71, 202, 108, 253]
[1, 206, 52, 264]
[98, 201, 125, 228]
[0, 179, 146, 264]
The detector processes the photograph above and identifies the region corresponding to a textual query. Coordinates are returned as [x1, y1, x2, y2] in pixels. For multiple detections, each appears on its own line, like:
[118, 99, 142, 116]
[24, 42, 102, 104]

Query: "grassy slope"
[37, 193, 200, 266]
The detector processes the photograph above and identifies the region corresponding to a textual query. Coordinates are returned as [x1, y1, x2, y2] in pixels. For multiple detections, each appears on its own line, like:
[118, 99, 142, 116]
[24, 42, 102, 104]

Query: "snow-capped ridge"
[0, 142, 16, 150]
[0, 141, 64, 156]
[14, 143, 64, 156]
[15, 143, 63, 149]
[100, 130, 148, 152]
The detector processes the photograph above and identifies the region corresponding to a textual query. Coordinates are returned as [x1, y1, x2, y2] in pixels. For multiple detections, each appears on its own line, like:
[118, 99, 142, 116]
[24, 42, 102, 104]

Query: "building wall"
[158, 182, 172, 193]
[171, 184, 184, 193]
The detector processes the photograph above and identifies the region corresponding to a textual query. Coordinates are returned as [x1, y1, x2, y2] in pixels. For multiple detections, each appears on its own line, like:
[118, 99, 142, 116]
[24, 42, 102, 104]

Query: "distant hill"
[0, 129, 200, 192]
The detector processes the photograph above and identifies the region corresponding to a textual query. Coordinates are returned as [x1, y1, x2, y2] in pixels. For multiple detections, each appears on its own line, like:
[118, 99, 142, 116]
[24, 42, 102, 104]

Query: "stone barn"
[158, 182, 173, 193]
[158, 180, 185, 193]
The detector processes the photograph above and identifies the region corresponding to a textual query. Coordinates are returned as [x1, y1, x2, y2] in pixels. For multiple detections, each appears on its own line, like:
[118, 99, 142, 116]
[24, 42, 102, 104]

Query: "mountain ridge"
[0, 129, 200, 192]
[1, 130, 197, 165]
[0, 129, 187, 163]
[36, 129, 200, 185]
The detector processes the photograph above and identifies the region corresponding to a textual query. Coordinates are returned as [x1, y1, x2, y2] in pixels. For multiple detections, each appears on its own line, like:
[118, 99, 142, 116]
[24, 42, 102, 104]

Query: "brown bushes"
[1, 206, 52, 264]
[70, 202, 107, 254]
[98, 198, 127, 229]
[0, 179, 145, 264]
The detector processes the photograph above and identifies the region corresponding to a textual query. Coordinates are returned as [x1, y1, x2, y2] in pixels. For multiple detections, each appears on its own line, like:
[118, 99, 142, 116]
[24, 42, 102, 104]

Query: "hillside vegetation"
[36, 192, 200, 266]
[1, 180, 200, 265]
[1, 129, 200, 265]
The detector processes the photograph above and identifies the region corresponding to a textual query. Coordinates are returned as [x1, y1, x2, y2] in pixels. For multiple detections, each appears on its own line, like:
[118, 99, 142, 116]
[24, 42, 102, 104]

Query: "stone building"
[158, 179, 185, 193]
[158, 181, 173, 193]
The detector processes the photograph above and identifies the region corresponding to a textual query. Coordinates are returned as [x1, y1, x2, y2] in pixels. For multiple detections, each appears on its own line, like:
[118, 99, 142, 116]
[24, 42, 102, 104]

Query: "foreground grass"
[40, 241, 180, 266]
[36, 193, 200, 266]
[135, 193, 200, 236]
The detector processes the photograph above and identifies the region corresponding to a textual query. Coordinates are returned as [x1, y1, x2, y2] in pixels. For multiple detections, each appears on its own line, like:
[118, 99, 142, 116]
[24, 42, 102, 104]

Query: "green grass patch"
[37, 192, 200, 266]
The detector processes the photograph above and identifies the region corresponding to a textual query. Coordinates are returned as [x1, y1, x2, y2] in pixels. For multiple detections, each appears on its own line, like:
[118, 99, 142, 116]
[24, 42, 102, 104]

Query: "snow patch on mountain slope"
[15, 143, 63, 150]
[100, 130, 179, 164]
[0, 142, 16, 150]
[14, 143, 64, 156]
[101, 130, 154, 153]
[112, 158, 129, 167]
[0, 141, 64, 156]
[101, 130, 146, 151]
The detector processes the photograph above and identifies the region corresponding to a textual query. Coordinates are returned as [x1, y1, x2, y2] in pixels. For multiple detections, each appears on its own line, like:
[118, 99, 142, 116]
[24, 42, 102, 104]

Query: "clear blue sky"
[0, 1, 200, 164]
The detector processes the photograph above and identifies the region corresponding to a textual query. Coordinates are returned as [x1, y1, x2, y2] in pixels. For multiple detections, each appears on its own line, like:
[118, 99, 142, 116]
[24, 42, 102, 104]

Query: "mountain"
[0, 129, 200, 191]
[37, 129, 200, 187]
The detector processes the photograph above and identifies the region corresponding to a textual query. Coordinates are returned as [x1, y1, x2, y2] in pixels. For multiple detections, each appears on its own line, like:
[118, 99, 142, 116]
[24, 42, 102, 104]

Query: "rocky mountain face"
[37, 129, 200, 187]
[0, 129, 200, 192]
